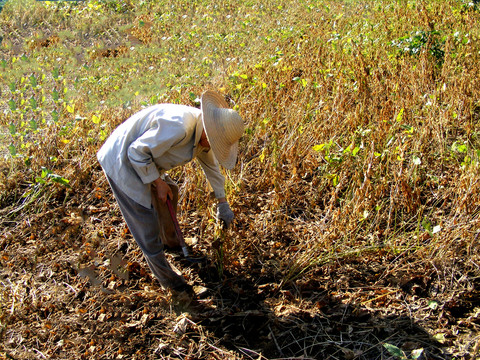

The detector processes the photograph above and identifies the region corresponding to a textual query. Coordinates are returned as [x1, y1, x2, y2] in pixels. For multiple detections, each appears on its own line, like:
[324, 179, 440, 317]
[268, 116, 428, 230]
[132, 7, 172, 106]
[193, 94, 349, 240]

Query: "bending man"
[97, 91, 244, 291]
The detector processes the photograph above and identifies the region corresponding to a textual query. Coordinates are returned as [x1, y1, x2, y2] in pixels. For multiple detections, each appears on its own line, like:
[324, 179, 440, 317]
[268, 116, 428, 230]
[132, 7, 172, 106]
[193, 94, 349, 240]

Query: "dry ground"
[1, 177, 479, 359]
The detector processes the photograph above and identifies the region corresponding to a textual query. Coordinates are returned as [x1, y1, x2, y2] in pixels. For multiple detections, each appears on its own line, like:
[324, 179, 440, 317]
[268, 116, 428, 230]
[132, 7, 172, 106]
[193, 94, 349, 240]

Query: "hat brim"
[201, 91, 239, 169]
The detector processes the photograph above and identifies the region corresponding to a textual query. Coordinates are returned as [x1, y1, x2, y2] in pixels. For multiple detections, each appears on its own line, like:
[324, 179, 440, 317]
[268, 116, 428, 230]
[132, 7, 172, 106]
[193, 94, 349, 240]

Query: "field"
[1, 0, 480, 359]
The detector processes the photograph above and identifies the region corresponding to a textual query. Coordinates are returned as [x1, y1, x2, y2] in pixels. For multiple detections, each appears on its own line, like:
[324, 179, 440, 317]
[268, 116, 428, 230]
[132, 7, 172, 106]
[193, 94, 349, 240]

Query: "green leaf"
[52, 110, 59, 122]
[428, 300, 438, 310]
[189, 92, 198, 103]
[328, 173, 339, 186]
[100, 129, 107, 141]
[411, 348, 424, 359]
[8, 145, 16, 156]
[383, 343, 407, 359]
[422, 217, 432, 234]
[37, 168, 71, 187]
[8, 124, 16, 135]
[52, 89, 59, 101]
[30, 119, 38, 131]
[30, 75, 37, 87]
[259, 148, 266, 162]
[396, 108, 404, 122]
[41, 167, 51, 178]
[50, 174, 70, 186]
[92, 114, 101, 124]
[53, 67, 59, 79]
[9, 82, 15, 92]
[402, 124, 414, 134]
[352, 146, 360, 156]
[8, 99, 16, 111]
[434, 333, 446, 343]
[30, 97, 38, 110]
[452, 141, 467, 153]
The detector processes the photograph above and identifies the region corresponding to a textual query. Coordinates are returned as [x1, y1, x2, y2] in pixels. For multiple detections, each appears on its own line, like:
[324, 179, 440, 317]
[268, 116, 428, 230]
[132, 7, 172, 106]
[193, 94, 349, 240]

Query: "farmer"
[97, 91, 244, 292]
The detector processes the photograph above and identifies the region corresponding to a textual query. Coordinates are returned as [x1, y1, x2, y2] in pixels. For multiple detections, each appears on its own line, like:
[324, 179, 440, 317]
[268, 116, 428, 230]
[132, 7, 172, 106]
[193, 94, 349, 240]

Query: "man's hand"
[217, 201, 234, 228]
[153, 177, 173, 203]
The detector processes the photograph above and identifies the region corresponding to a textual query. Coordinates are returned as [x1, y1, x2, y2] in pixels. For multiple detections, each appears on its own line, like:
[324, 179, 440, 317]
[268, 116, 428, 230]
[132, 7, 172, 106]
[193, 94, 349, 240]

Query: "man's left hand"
[217, 202, 234, 228]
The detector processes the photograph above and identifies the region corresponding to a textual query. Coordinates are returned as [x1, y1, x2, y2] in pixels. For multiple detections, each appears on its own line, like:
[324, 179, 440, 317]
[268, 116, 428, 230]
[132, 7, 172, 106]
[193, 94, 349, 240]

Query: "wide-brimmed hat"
[201, 91, 244, 169]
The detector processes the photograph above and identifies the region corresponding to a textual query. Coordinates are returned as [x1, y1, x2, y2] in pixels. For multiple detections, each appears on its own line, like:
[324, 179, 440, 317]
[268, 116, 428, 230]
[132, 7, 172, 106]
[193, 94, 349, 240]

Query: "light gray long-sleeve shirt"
[97, 104, 226, 208]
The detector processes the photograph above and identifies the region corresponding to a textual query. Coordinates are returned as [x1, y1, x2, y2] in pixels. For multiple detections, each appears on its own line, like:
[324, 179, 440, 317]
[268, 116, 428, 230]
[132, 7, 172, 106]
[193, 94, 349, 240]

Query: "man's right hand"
[153, 177, 173, 203]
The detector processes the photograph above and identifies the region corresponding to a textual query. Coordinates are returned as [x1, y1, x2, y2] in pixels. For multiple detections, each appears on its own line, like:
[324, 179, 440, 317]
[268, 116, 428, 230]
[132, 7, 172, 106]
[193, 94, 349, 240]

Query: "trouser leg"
[106, 176, 186, 289]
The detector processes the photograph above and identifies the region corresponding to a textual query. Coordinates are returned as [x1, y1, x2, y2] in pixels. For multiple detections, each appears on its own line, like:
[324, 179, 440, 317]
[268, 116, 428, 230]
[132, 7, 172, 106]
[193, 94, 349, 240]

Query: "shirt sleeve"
[127, 122, 185, 184]
[196, 149, 226, 199]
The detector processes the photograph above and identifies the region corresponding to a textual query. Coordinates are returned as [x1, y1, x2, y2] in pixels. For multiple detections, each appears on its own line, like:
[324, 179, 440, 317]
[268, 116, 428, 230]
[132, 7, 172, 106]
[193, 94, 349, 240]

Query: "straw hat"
[201, 91, 244, 169]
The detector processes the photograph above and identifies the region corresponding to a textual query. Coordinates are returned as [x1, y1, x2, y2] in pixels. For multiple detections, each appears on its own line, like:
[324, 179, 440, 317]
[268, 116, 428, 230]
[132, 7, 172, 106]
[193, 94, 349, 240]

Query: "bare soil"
[1, 169, 479, 360]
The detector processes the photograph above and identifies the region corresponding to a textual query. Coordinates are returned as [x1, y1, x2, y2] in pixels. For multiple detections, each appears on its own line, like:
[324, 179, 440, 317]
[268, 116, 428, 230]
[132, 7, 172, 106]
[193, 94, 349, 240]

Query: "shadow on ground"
[170, 257, 451, 360]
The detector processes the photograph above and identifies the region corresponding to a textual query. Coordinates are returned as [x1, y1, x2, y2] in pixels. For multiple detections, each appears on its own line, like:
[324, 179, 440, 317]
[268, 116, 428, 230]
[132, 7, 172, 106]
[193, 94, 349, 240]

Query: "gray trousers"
[106, 175, 186, 289]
